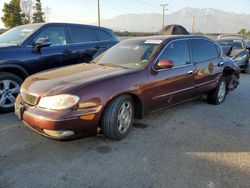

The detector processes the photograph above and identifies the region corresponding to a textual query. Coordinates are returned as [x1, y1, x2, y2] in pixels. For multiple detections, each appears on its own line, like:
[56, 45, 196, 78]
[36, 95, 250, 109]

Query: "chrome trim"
[21, 90, 39, 106]
[189, 38, 223, 58]
[153, 86, 194, 100]
[218, 62, 224, 66]
[195, 80, 214, 88]
[151, 37, 221, 72]
[152, 38, 192, 72]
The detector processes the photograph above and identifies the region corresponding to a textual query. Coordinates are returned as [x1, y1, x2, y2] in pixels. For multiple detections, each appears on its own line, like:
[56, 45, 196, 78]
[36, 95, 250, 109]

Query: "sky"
[0, 0, 249, 28]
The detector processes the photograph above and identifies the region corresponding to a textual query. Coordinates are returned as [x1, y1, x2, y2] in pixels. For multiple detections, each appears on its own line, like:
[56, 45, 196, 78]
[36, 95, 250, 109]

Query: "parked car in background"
[15, 35, 240, 141]
[0, 23, 118, 112]
[246, 40, 250, 54]
[217, 35, 249, 73]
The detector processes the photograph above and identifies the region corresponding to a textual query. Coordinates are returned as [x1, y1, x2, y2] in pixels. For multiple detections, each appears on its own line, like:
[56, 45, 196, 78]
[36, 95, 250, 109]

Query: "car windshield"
[93, 39, 162, 69]
[217, 40, 244, 49]
[0, 24, 41, 45]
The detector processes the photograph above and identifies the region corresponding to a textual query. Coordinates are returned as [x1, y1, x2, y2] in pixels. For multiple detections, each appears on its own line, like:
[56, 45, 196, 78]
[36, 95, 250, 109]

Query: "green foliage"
[238, 28, 247, 35]
[1, 0, 45, 28]
[32, 0, 44, 23]
[238, 28, 250, 39]
[0, 29, 7, 34]
[21, 0, 34, 24]
[1, 0, 24, 29]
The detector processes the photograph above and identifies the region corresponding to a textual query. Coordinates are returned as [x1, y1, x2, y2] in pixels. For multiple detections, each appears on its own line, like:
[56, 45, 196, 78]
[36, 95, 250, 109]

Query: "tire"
[242, 60, 249, 74]
[101, 95, 134, 140]
[0, 72, 23, 113]
[207, 76, 227, 105]
[242, 65, 249, 73]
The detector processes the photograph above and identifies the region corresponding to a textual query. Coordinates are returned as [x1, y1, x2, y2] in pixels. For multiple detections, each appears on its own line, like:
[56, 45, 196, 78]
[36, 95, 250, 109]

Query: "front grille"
[21, 90, 39, 106]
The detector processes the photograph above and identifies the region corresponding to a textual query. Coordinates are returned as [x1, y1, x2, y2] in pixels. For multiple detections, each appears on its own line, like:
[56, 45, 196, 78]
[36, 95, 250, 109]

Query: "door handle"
[218, 62, 224, 67]
[63, 49, 72, 54]
[187, 70, 193, 74]
[95, 45, 107, 49]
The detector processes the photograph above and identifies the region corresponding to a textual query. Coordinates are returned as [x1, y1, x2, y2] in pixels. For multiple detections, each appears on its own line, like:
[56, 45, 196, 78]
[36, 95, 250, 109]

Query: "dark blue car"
[0, 23, 118, 112]
[217, 36, 249, 73]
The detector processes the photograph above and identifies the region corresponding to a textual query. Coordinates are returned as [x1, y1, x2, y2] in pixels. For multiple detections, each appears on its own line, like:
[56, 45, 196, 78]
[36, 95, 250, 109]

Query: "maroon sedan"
[15, 35, 240, 140]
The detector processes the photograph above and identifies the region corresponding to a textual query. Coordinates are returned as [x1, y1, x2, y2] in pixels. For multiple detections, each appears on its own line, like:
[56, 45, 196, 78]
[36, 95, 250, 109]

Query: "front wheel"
[207, 77, 227, 105]
[0, 72, 23, 113]
[242, 63, 249, 73]
[101, 95, 134, 140]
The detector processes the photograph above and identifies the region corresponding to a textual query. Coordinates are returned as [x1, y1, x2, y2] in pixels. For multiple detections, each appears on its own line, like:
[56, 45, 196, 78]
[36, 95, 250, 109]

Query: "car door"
[27, 25, 75, 74]
[66, 26, 105, 63]
[189, 39, 223, 93]
[147, 39, 196, 111]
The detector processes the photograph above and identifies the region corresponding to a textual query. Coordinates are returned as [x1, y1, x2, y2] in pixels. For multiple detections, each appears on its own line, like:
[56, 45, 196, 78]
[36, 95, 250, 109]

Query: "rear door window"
[93, 29, 112, 41]
[190, 39, 220, 63]
[68, 26, 94, 43]
[158, 40, 191, 67]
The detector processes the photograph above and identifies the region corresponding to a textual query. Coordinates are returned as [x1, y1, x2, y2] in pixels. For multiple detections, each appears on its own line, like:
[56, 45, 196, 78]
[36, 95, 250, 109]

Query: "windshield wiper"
[98, 63, 127, 69]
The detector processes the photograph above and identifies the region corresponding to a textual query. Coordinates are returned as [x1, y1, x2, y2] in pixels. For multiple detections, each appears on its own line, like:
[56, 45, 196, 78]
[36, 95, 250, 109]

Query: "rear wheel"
[0, 72, 22, 113]
[101, 95, 134, 140]
[207, 77, 227, 105]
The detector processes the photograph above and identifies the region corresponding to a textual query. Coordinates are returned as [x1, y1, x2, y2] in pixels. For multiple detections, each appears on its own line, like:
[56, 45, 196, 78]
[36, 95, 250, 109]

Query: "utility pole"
[191, 14, 195, 33]
[44, 6, 52, 22]
[160, 4, 168, 29]
[97, 0, 100, 26]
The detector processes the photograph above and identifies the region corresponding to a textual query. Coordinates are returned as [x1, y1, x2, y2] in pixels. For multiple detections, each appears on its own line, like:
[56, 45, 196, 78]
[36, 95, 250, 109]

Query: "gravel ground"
[0, 74, 250, 188]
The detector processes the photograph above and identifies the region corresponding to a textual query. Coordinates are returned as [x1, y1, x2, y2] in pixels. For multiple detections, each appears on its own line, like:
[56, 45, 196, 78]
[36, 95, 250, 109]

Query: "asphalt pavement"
[0, 74, 250, 188]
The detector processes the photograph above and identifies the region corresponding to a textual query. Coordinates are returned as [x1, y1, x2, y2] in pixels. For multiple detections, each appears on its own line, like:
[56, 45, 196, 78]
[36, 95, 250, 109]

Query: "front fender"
[0, 62, 29, 78]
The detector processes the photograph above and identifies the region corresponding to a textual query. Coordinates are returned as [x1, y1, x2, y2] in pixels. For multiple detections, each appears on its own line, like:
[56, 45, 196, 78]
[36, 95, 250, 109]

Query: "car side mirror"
[33, 38, 52, 52]
[84, 48, 99, 56]
[157, 59, 174, 69]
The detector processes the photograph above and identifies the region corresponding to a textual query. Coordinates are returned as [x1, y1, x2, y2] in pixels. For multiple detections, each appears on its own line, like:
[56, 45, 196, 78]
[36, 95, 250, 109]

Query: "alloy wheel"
[218, 81, 226, 103]
[117, 101, 133, 134]
[0, 80, 20, 108]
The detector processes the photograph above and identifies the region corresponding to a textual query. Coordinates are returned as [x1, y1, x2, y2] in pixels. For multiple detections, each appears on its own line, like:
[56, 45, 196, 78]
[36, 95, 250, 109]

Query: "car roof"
[218, 37, 244, 41]
[21, 22, 113, 32]
[124, 35, 212, 42]
[218, 34, 245, 40]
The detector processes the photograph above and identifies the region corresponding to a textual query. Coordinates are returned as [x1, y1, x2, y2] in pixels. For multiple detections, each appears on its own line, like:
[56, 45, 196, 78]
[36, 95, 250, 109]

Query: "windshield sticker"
[21, 29, 34, 33]
[144, 40, 162, 44]
[233, 40, 241, 42]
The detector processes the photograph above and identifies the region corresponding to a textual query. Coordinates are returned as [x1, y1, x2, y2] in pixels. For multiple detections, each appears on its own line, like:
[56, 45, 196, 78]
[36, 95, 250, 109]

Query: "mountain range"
[99, 7, 250, 33]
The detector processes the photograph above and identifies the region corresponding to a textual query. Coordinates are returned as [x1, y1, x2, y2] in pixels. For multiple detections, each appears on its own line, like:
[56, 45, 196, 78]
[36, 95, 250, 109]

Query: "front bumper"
[15, 95, 102, 140]
[235, 59, 249, 70]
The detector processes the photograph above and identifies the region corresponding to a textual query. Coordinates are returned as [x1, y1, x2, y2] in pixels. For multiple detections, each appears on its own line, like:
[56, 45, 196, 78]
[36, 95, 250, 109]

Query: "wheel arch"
[222, 67, 238, 82]
[222, 67, 240, 91]
[0, 64, 29, 80]
[102, 92, 144, 120]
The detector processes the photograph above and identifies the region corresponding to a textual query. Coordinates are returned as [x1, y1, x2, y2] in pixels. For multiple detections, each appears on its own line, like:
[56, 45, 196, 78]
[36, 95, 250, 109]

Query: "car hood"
[230, 49, 246, 57]
[0, 43, 18, 48]
[22, 63, 133, 96]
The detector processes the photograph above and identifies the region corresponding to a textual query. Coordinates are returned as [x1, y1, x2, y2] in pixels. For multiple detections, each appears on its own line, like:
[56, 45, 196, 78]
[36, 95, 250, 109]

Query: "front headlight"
[233, 54, 247, 61]
[38, 94, 80, 110]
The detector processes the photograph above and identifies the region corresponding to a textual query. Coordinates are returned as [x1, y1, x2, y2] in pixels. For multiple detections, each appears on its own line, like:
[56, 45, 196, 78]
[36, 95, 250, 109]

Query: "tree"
[1, 0, 24, 28]
[238, 28, 247, 36]
[21, 0, 34, 24]
[32, 0, 45, 23]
